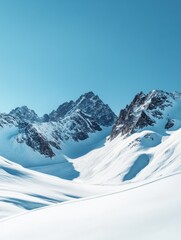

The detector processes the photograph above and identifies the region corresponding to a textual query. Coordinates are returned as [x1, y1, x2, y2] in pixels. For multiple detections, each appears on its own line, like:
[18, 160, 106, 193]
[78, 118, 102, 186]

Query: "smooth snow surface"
[73, 128, 181, 184]
[123, 154, 150, 181]
[1, 173, 181, 240]
[0, 156, 118, 219]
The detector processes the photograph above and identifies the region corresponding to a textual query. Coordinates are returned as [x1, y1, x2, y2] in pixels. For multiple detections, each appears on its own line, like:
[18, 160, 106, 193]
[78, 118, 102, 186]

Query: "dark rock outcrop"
[165, 119, 174, 130]
[110, 90, 176, 140]
[17, 123, 55, 158]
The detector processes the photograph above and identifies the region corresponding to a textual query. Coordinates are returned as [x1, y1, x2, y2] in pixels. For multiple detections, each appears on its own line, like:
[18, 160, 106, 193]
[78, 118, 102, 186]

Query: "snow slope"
[72, 92, 181, 184]
[73, 128, 181, 184]
[1, 173, 181, 240]
[0, 156, 117, 219]
[0, 126, 111, 179]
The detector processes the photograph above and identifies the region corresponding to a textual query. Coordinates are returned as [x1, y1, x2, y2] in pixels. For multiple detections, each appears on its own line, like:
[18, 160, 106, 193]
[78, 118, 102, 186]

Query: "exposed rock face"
[110, 90, 180, 140]
[165, 119, 174, 130]
[17, 122, 55, 158]
[0, 92, 117, 158]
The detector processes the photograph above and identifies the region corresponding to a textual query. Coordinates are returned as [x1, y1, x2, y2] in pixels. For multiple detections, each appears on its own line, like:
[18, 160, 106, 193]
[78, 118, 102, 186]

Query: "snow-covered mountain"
[12, 91, 116, 154]
[0, 89, 181, 240]
[0, 92, 116, 178]
[73, 90, 181, 184]
[48, 91, 116, 127]
[9, 106, 40, 123]
[0, 89, 180, 184]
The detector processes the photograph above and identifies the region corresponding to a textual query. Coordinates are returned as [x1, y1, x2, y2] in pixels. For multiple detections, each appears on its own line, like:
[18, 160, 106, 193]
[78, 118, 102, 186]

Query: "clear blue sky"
[0, 0, 181, 116]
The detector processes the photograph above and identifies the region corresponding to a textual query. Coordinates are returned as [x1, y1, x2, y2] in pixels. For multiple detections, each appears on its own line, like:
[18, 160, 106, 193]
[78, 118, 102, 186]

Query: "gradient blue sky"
[0, 0, 181, 116]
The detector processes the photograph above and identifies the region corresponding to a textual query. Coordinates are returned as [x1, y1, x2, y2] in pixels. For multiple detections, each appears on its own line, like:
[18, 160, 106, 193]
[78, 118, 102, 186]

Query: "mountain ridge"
[0, 92, 116, 179]
[110, 89, 181, 140]
[72, 89, 181, 184]
[0, 89, 180, 182]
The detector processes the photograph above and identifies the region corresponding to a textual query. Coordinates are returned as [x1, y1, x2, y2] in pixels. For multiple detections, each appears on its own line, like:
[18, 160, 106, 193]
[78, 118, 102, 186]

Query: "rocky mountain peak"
[74, 91, 117, 127]
[81, 91, 95, 99]
[49, 91, 117, 127]
[75, 91, 99, 109]
[49, 101, 75, 121]
[9, 106, 40, 123]
[110, 90, 180, 140]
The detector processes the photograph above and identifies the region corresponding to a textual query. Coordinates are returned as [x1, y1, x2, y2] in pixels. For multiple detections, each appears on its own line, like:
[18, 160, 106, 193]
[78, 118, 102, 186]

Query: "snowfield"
[73, 128, 181, 184]
[0, 156, 119, 219]
[1, 172, 181, 240]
